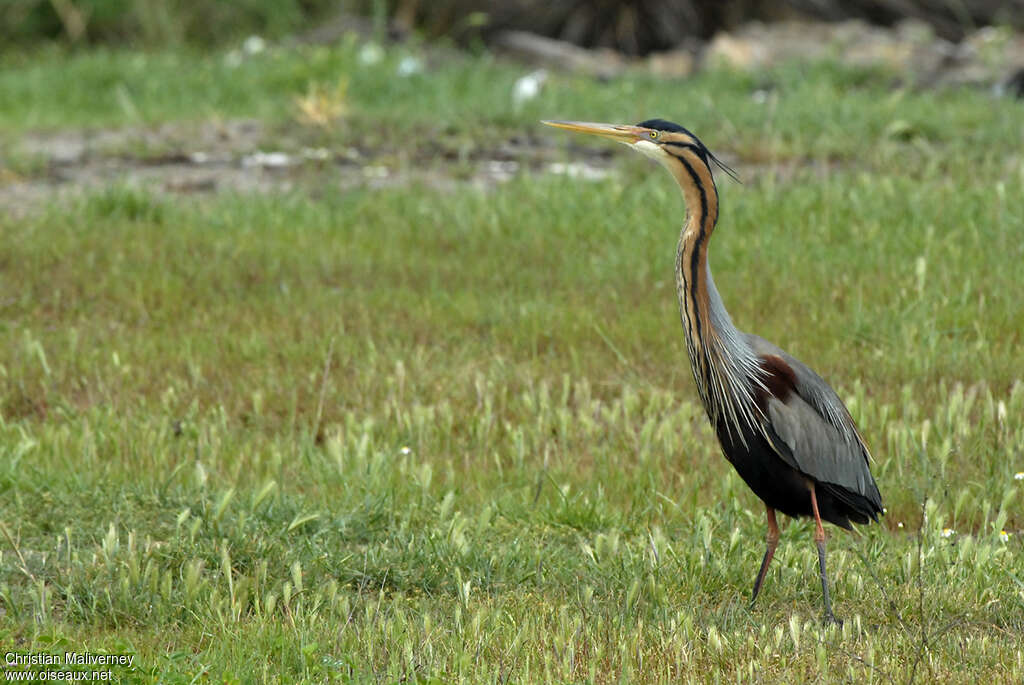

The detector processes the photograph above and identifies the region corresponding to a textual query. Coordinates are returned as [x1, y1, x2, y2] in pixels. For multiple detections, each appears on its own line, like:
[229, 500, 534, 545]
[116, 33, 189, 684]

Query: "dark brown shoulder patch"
[757, 354, 798, 405]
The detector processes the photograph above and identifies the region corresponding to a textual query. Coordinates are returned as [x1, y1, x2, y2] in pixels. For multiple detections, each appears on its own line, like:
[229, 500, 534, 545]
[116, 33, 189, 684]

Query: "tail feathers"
[821, 481, 883, 527]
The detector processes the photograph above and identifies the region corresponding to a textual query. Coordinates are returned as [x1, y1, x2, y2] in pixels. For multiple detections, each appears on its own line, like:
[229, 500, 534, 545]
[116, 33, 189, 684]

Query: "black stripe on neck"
[676, 153, 711, 351]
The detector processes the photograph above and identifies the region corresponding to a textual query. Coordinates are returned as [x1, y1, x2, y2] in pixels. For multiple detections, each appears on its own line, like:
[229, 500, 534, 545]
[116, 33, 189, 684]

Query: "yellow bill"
[541, 120, 654, 144]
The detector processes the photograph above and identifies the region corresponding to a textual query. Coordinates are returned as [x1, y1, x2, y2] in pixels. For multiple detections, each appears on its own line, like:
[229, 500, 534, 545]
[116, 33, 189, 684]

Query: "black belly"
[714, 419, 862, 530]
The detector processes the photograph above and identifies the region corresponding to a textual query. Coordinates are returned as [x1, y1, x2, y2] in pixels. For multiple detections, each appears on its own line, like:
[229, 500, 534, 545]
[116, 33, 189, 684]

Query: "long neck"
[672, 152, 720, 391]
[667, 152, 763, 436]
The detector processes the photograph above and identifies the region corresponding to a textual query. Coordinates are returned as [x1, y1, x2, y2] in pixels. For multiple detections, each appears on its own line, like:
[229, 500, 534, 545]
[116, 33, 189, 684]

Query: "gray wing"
[745, 334, 882, 512]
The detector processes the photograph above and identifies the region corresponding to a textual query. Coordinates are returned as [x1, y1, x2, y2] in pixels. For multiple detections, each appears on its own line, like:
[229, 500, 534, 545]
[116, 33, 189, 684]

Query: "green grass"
[3, 42, 1022, 163]
[2, 40, 1024, 682]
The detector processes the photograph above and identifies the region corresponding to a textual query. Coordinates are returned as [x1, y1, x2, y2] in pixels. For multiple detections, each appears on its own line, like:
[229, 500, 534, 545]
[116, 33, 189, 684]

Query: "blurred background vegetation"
[5, 0, 1024, 52]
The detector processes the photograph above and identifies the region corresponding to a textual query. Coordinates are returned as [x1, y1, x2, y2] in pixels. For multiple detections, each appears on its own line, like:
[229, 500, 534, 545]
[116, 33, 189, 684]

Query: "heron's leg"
[809, 484, 841, 625]
[750, 506, 780, 606]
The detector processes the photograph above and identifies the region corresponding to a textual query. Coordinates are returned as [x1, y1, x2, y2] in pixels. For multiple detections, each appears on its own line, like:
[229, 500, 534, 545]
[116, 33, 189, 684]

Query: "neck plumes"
[668, 151, 764, 440]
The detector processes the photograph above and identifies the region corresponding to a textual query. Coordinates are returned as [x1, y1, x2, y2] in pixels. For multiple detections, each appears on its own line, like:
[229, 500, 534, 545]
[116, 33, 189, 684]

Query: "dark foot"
[822, 611, 843, 627]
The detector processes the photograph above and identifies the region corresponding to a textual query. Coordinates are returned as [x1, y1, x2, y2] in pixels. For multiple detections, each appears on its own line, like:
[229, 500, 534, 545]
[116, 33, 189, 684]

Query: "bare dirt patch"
[0, 119, 624, 217]
[0, 116, 844, 219]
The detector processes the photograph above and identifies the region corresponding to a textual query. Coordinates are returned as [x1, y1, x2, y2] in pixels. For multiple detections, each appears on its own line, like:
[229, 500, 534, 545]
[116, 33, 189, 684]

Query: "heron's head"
[542, 118, 738, 182]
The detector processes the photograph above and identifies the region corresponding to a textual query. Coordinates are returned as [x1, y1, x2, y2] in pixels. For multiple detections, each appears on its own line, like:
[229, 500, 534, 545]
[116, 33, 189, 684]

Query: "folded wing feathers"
[745, 334, 881, 511]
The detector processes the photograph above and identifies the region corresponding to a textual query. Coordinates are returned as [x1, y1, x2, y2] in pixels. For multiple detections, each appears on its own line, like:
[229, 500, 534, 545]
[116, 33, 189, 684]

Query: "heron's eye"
[649, 131, 659, 139]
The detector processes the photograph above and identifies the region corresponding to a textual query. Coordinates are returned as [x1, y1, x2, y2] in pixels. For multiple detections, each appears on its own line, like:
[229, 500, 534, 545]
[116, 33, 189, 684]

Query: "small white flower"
[512, 69, 548, 107]
[897, 522, 904, 528]
[242, 35, 266, 55]
[999, 530, 1010, 542]
[396, 56, 423, 77]
[358, 43, 384, 66]
[400, 446, 412, 455]
[941, 528, 954, 538]
[1014, 472, 1024, 481]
